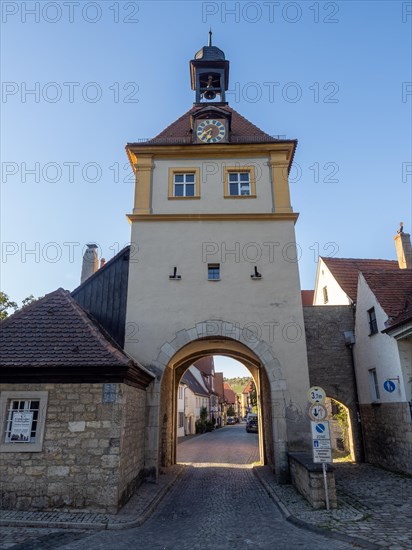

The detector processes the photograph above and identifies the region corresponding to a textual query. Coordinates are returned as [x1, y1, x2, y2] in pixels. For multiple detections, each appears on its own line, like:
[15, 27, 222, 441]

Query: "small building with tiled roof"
[0, 288, 154, 512]
[314, 257, 399, 306]
[352, 265, 412, 476]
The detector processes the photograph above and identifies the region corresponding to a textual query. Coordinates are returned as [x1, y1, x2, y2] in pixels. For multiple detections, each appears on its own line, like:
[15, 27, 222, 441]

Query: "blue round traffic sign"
[316, 423, 326, 434]
[383, 380, 396, 393]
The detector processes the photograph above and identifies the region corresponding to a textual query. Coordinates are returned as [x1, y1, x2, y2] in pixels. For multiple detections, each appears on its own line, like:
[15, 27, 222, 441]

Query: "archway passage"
[176, 355, 260, 467]
[327, 397, 356, 462]
[158, 338, 277, 472]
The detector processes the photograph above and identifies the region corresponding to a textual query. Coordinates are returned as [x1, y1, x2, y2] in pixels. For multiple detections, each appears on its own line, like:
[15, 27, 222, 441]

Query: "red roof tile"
[361, 271, 412, 322]
[224, 381, 237, 404]
[214, 372, 224, 400]
[322, 257, 399, 302]
[129, 105, 293, 145]
[242, 379, 254, 394]
[0, 288, 135, 368]
[301, 290, 314, 306]
[194, 356, 214, 375]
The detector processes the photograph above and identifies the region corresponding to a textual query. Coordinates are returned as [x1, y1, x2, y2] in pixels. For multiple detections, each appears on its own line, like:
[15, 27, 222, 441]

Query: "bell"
[203, 90, 216, 100]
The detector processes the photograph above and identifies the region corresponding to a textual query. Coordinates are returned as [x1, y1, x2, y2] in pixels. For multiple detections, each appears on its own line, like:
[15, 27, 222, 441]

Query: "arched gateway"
[124, 35, 312, 483]
[151, 321, 289, 478]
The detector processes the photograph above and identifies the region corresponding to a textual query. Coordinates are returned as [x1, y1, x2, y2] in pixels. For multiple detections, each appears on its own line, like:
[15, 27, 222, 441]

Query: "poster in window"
[10, 412, 33, 442]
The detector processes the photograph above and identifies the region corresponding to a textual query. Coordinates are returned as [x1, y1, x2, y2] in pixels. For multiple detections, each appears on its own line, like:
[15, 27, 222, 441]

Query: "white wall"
[398, 338, 412, 402]
[152, 157, 272, 215]
[177, 383, 185, 437]
[125, 218, 311, 436]
[313, 259, 352, 305]
[353, 274, 407, 404]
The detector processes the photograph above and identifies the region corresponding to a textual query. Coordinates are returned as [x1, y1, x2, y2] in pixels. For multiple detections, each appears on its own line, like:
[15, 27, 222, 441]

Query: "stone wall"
[360, 403, 412, 475]
[0, 382, 147, 512]
[288, 453, 337, 509]
[118, 383, 147, 505]
[303, 306, 363, 462]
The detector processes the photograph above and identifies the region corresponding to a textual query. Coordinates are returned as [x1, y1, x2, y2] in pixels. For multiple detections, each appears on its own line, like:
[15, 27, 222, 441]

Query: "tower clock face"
[196, 119, 226, 143]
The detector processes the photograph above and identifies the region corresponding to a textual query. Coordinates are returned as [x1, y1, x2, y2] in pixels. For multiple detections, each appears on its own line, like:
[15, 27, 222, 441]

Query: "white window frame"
[368, 369, 380, 401]
[368, 307, 378, 335]
[0, 391, 48, 453]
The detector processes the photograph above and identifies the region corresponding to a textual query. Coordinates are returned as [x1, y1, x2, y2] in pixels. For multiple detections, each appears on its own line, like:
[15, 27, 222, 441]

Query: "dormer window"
[368, 307, 378, 335]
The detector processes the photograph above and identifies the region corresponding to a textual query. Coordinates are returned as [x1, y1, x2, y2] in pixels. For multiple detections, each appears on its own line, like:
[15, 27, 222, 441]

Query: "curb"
[0, 465, 184, 531]
[253, 467, 380, 550]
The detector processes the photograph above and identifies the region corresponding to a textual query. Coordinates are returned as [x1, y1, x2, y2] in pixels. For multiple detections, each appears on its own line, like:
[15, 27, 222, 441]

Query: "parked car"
[246, 414, 258, 433]
[226, 416, 236, 425]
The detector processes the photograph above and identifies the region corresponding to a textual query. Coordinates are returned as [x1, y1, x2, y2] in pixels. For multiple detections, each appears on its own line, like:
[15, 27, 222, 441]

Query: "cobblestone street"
[1, 424, 358, 550]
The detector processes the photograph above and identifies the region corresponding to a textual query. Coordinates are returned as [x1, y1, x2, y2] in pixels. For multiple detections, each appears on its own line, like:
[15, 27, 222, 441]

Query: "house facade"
[312, 230, 412, 474]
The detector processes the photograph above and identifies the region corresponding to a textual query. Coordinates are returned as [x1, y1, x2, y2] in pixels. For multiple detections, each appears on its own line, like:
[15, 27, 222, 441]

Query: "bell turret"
[190, 30, 230, 104]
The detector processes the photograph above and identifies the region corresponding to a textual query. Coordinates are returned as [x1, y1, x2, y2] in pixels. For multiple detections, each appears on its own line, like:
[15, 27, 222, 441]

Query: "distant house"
[223, 382, 239, 420]
[181, 366, 210, 433]
[241, 379, 254, 417]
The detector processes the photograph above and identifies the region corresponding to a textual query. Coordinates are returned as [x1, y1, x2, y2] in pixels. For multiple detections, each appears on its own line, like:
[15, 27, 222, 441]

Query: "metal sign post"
[308, 386, 332, 512]
[322, 463, 330, 511]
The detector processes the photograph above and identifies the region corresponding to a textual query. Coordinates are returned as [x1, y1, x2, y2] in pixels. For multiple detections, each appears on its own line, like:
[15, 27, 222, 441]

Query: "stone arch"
[145, 320, 290, 481]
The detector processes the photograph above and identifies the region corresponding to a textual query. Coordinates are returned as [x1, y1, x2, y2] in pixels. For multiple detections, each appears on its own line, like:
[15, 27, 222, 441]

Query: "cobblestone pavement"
[2, 425, 410, 549]
[257, 462, 412, 550]
[1, 425, 356, 550]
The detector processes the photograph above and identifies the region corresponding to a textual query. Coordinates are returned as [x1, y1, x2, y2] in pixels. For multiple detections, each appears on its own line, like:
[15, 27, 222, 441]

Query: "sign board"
[309, 404, 328, 422]
[313, 439, 331, 449]
[311, 421, 330, 440]
[10, 412, 33, 442]
[103, 383, 117, 403]
[383, 380, 396, 393]
[313, 448, 332, 463]
[307, 386, 326, 404]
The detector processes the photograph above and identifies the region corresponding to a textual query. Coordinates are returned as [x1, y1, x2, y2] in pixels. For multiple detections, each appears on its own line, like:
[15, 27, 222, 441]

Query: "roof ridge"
[0, 287, 68, 328]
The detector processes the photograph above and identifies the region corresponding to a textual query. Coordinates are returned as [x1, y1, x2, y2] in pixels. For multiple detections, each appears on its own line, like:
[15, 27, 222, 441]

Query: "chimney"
[81, 244, 99, 283]
[394, 223, 412, 269]
[100, 258, 106, 269]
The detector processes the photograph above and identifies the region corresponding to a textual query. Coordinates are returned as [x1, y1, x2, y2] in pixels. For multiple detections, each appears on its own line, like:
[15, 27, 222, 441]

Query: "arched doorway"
[154, 333, 288, 480]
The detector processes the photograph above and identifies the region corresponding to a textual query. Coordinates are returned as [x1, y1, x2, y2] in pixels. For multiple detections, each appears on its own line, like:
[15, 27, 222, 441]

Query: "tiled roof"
[361, 270, 412, 324]
[322, 257, 399, 302]
[242, 380, 254, 394]
[214, 372, 224, 399]
[224, 382, 236, 404]
[194, 356, 214, 375]
[182, 369, 209, 397]
[301, 290, 314, 306]
[0, 288, 135, 368]
[130, 105, 292, 145]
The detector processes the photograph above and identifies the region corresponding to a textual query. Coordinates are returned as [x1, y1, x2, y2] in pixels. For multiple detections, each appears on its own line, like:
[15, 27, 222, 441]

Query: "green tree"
[0, 293, 41, 320]
[227, 405, 235, 416]
[0, 292, 18, 320]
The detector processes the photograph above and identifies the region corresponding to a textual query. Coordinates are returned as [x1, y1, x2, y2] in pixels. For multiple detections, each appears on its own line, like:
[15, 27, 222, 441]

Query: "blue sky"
[2, 1, 411, 329]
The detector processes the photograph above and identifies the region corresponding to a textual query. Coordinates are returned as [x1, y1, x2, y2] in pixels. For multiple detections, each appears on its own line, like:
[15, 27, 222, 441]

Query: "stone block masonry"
[288, 452, 337, 509]
[360, 402, 412, 475]
[0, 383, 147, 513]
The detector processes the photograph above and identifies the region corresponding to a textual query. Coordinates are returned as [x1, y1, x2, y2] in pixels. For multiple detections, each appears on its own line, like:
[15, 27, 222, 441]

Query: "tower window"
[168, 168, 200, 199]
[224, 167, 256, 198]
[367, 307, 378, 335]
[174, 173, 195, 197]
[208, 263, 220, 281]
